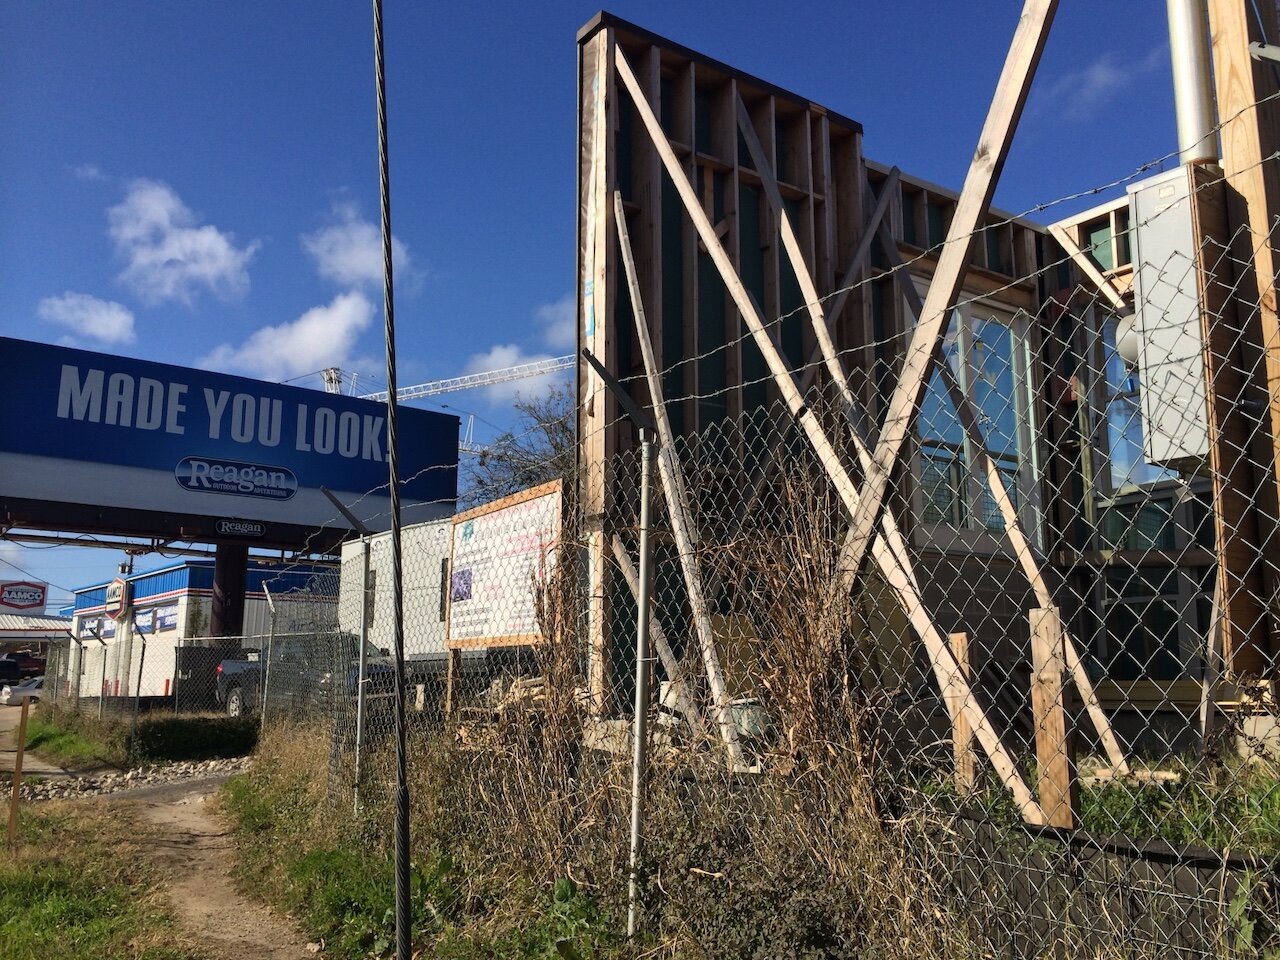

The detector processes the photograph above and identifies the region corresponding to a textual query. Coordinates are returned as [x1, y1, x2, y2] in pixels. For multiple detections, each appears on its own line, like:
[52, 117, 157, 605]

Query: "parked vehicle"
[0, 676, 43, 705]
[214, 634, 396, 718]
[0, 659, 22, 685]
[0, 653, 44, 679]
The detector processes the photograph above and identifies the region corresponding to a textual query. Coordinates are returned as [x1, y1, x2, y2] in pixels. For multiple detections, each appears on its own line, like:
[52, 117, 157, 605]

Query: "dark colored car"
[0, 658, 22, 685]
[215, 634, 395, 718]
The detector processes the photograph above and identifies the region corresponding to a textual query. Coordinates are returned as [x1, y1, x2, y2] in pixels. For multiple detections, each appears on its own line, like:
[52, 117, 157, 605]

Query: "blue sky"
[1, 1, 1176, 607]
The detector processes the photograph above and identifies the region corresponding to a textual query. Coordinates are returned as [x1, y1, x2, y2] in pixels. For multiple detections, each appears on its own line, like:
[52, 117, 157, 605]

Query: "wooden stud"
[840, 0, 1059, 584]
[580, 29, 616, 713]
[616, 48, 1044, 822]
[873, 213, 1131, 775]
[610, 537, 709, 742]
[1030, 606, 1076, 829]
[1047, 224, 1128, 312]
[1207, 0, 1280, 676]
[615, 190, 745, 766]
[1185, 156, 1273, 676]
[948, 632, 978, 794]
[7, 698, 29, 849]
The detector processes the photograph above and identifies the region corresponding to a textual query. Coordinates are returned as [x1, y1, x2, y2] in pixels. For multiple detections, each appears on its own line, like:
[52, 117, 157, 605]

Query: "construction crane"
[358, 355, 573, 403]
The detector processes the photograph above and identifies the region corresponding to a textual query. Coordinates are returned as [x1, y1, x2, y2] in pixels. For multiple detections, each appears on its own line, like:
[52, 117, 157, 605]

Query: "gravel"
[17, 757, 251, 801]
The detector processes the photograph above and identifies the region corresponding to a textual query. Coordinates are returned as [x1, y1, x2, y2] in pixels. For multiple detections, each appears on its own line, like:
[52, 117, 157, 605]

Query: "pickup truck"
[215, 636, 533, 719]
[215, 633, 395, 718]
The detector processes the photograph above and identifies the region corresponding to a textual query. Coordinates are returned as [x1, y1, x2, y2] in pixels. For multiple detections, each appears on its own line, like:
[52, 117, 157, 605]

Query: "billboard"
[0, 580, 47, 612]
[0, 338, 459, 546]
[446, 480, 562, 649]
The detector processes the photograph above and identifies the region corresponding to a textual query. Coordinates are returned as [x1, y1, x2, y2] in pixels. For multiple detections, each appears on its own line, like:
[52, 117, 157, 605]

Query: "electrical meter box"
[1126, 165, 1211, 468]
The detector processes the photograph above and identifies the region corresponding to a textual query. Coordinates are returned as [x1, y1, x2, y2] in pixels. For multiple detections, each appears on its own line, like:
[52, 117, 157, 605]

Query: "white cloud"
[37, 292, 136, 345]
[200, 291, 374, 382]
[1032, 45, 1167, 122]
[72, 163, 107, 182]
[108, 178, 260, 305]
[302, 201, 416, 290]
[534, 293, 576, 351]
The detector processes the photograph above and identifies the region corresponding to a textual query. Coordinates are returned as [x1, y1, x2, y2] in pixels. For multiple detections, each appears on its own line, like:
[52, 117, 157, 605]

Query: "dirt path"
[122, 778, 317, 960]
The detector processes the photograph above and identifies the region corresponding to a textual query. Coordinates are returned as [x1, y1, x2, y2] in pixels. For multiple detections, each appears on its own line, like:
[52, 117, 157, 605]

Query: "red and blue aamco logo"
[0, 581, 46, 610]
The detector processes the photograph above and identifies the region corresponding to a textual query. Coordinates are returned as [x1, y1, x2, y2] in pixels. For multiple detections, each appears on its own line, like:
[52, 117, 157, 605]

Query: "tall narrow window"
[914, 299, 1038, 543]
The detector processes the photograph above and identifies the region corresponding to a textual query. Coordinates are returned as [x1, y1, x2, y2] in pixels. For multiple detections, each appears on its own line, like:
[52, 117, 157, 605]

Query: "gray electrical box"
[1127, 165, 1210, 468]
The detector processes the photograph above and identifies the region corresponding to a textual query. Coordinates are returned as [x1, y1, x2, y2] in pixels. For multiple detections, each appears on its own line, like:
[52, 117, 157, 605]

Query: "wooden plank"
[580, 29, 615, 712]
[873, 214, 1130, 774]
[7, 698, 29, 848]
[1207, 1, 1280, 674]
[1187, 159, 1272, 675]
[1047, 223, 1128, 312]
[1030, 606, 1076, 829]
[610, 536, 709, 741]
[948, 631, 978, 794]
[615, 190, 745, 765]
[616, 48, 1043, 821]
[840, 0, 1059, 584]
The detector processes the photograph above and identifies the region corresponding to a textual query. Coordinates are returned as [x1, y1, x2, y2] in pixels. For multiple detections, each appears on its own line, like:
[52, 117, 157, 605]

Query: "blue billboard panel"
[0, 337, 459, 535]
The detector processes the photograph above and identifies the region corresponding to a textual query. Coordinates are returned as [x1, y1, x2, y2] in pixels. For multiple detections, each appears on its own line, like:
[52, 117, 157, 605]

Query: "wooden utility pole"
[1206, 0, 1280, 674]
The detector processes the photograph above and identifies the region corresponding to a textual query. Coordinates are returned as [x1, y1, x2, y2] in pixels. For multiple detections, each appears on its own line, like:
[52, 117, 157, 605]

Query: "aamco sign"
[0, 580, 47, 612]
[104, 577, 131, 621]
[0, 337, 460, 537]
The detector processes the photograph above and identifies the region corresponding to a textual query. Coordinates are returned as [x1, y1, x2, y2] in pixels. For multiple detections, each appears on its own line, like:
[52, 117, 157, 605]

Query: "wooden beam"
[1030, 606, 1077, 828]
[948, 632, 978, 794]
[1205, 0, 1280, 675]
[872, 214, 1130, 775]
[616, 47, 1044, 822]
[840, 0, 1059, 584]
[580, 29, 616, 713]
[610, 536, 709, 742]
[615, 190, 745, 766]
[1047, 223, 1129, 312]
[1207, 2, 1280, 673]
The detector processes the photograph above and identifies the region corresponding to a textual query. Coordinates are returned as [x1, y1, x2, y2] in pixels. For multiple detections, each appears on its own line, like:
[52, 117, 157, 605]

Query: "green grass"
[23, 716, 123, 769]
[220, 729, 617, 959]
[0, 803, 205, 960]
[22, 705, 258, 768]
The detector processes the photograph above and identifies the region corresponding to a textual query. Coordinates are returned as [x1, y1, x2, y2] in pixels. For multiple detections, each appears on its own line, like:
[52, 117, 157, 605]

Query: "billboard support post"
[211, 545, 249, 644]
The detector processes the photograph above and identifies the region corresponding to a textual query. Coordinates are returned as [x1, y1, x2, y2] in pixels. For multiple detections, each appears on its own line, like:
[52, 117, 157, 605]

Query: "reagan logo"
[175, 456, 298, 501]
[216, 519, 266, 537]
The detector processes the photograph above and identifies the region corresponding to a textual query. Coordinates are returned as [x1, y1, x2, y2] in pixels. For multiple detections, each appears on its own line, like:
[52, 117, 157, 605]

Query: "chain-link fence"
[288, 154, 1280, 956]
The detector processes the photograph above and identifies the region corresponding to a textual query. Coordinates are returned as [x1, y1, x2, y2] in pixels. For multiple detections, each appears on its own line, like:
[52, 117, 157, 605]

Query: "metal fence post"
[130, 633, 147, 746]
[355, 534, 371, 810]
[262, 587, 277, 731]
[627, 427, 656, 938]
[96, 632, 107, 721]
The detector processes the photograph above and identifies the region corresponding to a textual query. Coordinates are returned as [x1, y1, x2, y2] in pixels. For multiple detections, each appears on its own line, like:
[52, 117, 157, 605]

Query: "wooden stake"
[614, 191, 744, 766]
[1030, 606, 1076, 828]
[873, 214, 1131, 776]
[443, 648, 460, 719]
[948, 632, 978, 794]
[616, 47, 1043, 822]
[839, 0, 1059, 585]
[7, 698, 30, 849]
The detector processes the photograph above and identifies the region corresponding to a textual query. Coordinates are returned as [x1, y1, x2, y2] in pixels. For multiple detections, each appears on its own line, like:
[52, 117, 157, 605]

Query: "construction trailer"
[574, 11, 1275, 787]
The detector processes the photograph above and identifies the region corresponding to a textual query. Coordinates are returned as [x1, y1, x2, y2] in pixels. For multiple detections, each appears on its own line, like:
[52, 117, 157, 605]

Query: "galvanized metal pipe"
[627, 428, 656, 938]
[1168, 0, 1219, 163]
[353, 535, 371, 811]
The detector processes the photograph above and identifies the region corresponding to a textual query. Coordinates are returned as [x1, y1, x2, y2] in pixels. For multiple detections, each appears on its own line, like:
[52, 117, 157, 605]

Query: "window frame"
[907, 289, 1043, 556]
